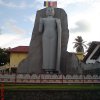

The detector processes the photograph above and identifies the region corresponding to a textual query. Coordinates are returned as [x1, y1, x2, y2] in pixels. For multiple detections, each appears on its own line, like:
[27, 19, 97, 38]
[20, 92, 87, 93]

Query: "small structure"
[0, 46, 29, 73]
[82, 41, 100, 75]
[8, 46, 28, 73]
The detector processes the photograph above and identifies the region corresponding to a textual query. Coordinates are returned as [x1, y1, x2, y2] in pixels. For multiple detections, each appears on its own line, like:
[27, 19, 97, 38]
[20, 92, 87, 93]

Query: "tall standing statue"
[17, 1, 70, 74]
[39, 7, 61, 73]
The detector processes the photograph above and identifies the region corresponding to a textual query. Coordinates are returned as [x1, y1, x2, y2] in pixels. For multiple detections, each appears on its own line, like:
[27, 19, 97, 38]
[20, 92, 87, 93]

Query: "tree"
[0, 48, 10, 66]
[73, 36, 87, 53]
[87, 42, 92, 47]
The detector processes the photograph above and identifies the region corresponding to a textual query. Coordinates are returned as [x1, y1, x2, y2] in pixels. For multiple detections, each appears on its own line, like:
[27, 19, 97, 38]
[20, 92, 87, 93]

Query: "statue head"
[46, 7, 55, 17]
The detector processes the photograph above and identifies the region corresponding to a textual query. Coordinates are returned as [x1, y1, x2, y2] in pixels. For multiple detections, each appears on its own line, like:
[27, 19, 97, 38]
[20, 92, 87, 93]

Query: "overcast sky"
[0, 0, 100, 52]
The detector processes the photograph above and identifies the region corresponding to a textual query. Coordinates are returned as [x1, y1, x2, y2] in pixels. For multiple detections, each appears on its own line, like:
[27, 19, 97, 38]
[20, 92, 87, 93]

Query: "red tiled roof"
[9, 46, 29, 53]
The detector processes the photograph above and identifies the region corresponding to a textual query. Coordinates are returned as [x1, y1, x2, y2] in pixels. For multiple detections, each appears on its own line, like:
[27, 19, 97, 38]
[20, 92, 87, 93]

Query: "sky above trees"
[0, 0, 100, 52]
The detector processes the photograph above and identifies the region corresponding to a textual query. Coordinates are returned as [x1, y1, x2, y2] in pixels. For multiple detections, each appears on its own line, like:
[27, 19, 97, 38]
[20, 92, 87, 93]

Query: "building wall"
[97, 56, 100, 62]
[76, 52, 84, 61]
[10, 53, 27, 68]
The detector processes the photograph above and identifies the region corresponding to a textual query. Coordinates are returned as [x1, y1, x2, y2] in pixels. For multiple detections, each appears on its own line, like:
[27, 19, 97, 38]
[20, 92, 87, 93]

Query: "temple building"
[0, 46, 29, 73]
[9, 46, 29, 72]
[83, 41, 100, 75]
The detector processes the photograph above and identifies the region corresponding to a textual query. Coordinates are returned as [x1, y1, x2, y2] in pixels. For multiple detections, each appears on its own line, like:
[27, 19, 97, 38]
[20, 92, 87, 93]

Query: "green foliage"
[1, 84, 100, 90]
[0, 48, 10, 66]
[73, 36, 87, 53]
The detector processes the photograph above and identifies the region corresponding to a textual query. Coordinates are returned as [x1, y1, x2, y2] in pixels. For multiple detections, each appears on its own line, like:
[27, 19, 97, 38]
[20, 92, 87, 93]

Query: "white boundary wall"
[0, 74, 100, 83]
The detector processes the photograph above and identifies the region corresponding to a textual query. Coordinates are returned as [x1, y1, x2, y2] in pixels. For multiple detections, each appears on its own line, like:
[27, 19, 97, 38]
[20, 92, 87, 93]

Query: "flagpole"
[46, 0, 48, 7]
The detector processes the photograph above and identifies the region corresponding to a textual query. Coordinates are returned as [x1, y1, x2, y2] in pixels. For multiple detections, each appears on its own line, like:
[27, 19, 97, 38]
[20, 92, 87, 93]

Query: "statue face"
[46, 7, 55, 16]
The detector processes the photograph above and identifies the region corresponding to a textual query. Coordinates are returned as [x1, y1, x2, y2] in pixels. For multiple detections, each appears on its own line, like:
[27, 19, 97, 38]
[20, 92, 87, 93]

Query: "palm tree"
[73, 36, 87, 53]
[87, 42, 92, 47]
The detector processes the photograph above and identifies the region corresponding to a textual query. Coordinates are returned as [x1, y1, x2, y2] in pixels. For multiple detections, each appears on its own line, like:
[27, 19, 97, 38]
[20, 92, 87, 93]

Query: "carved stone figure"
[17, 7, 69, 74]
[39, 7, 61, 73]
[17, 4, 100, 75]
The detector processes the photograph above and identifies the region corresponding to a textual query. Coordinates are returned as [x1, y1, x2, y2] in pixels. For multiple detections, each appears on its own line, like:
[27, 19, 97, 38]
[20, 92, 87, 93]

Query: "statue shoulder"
[40, 18, 45, 23]
[55, 18, 61, 24]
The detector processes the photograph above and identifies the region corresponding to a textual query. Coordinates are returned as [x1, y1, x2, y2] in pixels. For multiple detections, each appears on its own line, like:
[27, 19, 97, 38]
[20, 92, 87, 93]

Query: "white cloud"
[70, 20, 90, 33]
[54, 0, 93, 9]
[5, 37, 30, 48]
[65, 0, 100, 52]
[10, 37, 30, 47]
[0, 28, 2, 35]
[1, 0, 100, 52]
[0, 33, 30, 48]
[5, 19, 27, 34]
[0, 34, 20, 47]
[0, 18, 30, 48]
[27, 15, 35, 24]
[0, 0, 34, 8]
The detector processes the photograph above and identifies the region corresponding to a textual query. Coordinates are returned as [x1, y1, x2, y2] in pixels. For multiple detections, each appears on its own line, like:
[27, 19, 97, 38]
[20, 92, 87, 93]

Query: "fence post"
[40, 74, 41, 83]
[62, 74, 63, 84]
[1, 83, 4, 100]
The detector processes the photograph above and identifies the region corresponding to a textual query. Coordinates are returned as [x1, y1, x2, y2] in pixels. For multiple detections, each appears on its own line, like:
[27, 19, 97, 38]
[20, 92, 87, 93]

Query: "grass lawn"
[0, 83, 100, 90]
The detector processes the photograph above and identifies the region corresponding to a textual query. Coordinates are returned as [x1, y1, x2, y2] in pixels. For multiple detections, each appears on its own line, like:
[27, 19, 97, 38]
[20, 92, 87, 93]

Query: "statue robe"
[39, 17, 61, 72]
